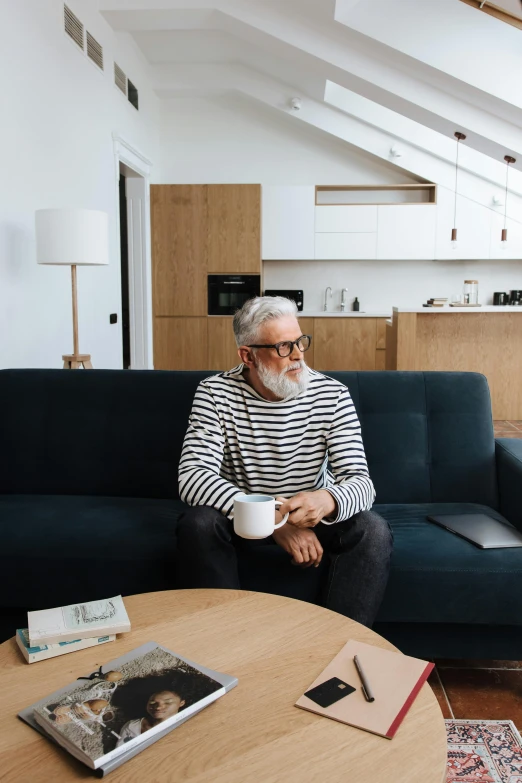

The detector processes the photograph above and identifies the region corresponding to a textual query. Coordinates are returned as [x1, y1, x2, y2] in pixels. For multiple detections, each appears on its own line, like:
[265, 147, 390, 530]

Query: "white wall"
[158, 94, 419, 185]
[264, 259, 522, 314]
[0, 0, 161, 369]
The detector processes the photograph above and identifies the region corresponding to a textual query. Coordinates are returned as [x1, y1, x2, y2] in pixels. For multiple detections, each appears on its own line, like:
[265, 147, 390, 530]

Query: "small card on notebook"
[304, 677, 356, 708]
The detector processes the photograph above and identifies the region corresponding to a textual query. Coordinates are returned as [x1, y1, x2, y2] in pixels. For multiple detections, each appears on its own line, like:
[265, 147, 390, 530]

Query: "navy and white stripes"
[178, 365, 375, 523]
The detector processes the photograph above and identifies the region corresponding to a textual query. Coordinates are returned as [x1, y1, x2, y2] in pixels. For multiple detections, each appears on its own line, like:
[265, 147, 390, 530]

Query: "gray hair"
[233, 296, 298, 347]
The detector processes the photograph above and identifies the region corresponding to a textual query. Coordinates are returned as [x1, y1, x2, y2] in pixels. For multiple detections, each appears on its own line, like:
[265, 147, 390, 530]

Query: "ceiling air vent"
[64, 4, 84, 50]
[87, 31, 103, 70]
[114, 62, 127, 95]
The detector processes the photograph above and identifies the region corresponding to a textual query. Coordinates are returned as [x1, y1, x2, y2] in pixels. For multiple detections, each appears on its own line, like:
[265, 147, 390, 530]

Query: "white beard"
[256, 358, 310, 400]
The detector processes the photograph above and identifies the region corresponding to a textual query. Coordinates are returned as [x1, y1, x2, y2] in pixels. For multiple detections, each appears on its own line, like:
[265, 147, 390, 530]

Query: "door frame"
[113, 132, 153, 370]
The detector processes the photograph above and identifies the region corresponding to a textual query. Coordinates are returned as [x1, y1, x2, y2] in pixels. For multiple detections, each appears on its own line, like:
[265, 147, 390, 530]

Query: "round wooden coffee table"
[0, 590, 447, 782]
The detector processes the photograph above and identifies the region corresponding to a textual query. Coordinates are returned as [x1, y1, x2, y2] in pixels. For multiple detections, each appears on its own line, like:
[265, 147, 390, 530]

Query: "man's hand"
[272, 525, 323, 567]
[276, 490, 337, 529]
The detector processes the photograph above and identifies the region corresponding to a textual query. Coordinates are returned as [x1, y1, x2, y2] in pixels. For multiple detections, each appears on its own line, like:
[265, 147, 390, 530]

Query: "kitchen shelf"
[315, 184, 437, 206]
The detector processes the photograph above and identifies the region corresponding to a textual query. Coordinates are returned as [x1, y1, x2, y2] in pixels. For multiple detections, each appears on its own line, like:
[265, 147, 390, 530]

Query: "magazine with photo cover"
[18, 642, 238, 776]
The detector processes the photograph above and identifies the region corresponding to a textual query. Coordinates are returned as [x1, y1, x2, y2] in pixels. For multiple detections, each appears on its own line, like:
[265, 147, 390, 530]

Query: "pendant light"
[451, 132, 466, 250]
[501, 155, 516, 245]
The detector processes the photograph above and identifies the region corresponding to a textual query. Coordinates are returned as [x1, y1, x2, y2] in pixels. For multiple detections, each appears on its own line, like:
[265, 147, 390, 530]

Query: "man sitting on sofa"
[175, 296, 393, 626]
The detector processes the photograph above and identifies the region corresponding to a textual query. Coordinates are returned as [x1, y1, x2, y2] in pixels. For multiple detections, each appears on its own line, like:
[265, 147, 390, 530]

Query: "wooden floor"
[429, 661, 522, 729]
[494, 420, 522, 438]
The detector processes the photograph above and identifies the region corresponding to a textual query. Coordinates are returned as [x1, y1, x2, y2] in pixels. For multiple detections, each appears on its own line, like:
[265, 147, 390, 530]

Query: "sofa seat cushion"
[375, 502, 522, 625]
[1, 495, 185, 608]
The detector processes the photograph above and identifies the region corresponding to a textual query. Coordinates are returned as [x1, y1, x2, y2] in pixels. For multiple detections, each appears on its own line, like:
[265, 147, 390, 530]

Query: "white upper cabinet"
[262, 186, 315, 260]
[377, 205, 436, 260]
[315, 232, 377, 260]
[435, 186, 491, 260]
[490, 212, 522, 260]
[315, 205, 378, 233]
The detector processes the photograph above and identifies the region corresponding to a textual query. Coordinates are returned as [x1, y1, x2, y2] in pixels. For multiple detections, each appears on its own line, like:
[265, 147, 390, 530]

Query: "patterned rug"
[446, 720, 522, 782]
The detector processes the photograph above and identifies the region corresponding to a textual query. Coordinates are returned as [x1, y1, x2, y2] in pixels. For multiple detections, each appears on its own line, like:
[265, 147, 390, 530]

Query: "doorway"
[119, 173, 131, 369]
[113, 133, 153, 370]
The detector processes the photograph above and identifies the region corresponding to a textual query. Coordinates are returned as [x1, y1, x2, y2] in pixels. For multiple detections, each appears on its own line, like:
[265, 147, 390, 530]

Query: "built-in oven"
[208, 274, 261, 315]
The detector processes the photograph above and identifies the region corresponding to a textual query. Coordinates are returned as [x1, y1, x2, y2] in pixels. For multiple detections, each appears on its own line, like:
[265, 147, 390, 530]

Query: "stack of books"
[425, 297, 448, 307]
[16, 596, 131, 664]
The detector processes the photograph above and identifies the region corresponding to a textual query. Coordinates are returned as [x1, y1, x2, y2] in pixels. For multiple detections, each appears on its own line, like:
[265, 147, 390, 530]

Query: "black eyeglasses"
[247, 334, 312, 358]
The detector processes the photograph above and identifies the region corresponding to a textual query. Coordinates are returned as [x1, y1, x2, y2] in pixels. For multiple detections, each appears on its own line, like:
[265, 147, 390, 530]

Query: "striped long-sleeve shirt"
[178, 365, 375, 523]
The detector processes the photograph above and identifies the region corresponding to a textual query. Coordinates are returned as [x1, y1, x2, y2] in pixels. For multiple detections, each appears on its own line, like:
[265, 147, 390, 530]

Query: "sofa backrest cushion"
[0, 369, 213, 500]
[0, 369, 498, 507]
[328, 371, 498, 507]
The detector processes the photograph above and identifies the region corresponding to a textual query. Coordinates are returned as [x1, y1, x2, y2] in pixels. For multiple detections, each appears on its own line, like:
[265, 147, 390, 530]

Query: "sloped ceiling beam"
[101, 0, 522, 172]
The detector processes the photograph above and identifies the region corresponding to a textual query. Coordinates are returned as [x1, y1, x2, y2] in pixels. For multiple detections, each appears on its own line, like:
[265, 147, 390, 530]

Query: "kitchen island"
[386, 306, 522, 418]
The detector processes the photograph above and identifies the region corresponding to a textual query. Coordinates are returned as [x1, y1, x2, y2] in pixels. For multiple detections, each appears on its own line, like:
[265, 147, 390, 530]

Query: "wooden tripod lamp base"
[62, 354, 92, 369]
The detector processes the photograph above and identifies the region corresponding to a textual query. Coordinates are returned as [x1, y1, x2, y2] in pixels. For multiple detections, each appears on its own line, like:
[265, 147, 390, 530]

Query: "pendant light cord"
[453, 138, 460, 229]
[452, 134, 465, 230]
[504, 159, 510, 230]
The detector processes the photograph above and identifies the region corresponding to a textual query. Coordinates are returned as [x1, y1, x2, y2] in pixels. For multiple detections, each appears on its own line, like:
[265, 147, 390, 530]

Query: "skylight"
[459, 0, 522, 30]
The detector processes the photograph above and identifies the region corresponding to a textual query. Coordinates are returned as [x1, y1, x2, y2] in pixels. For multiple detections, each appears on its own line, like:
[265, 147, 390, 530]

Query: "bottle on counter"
[352, 297, 360, 312]
[463, 280, 479, 305]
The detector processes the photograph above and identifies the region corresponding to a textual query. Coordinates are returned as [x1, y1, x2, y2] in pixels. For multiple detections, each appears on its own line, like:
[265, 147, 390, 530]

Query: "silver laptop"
[427, 514, 522, 549]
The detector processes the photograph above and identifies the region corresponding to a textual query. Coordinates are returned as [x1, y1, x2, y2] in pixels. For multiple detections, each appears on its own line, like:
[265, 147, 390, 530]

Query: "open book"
[19, 642, 238, 776]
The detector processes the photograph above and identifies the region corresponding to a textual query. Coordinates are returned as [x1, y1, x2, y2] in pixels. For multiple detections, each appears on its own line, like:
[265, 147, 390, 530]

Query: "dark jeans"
[174, 507, 393, 627]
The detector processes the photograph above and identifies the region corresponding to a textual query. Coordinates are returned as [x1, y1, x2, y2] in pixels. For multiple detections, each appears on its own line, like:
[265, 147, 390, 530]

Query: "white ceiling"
[100, 0, 522, 184]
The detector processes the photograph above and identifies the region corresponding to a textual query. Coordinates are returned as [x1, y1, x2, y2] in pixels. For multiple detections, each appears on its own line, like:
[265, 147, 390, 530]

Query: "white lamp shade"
[35, 209, 109, 266]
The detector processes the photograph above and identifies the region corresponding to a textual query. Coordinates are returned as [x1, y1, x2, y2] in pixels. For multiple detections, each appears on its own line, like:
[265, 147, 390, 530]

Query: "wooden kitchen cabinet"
[208, 317, 240, 370]
[154, 318, 208, 370]
[313, 318, 382, 371]
[376, 319, 387, 350]
[207, 185, 261, 274]
[297, 317, 315, 369]
[151, 185, 208, 316]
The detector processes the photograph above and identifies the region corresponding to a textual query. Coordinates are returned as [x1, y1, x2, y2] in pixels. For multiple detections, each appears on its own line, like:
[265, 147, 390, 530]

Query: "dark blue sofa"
[1, 369, 521, 659]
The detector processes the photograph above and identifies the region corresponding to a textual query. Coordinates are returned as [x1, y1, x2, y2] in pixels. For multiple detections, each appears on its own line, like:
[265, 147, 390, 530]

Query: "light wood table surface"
[0, 590, 448, 782]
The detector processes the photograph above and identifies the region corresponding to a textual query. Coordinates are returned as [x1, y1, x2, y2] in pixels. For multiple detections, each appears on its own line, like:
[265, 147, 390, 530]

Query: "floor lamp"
[35, 209, 109, 369]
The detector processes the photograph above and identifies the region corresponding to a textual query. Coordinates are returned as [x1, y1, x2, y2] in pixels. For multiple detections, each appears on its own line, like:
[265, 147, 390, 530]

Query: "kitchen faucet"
[324, 287, 332, 311]
[341, 288, 349, 312]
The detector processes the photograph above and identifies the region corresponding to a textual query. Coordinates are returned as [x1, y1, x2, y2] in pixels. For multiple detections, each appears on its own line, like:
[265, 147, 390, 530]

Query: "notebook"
[295, 639, 434, 739]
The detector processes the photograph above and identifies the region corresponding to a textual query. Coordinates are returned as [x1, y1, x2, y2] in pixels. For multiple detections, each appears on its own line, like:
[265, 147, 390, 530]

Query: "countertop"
[301, 311, 391, 318]
[393, 305, 522, 314]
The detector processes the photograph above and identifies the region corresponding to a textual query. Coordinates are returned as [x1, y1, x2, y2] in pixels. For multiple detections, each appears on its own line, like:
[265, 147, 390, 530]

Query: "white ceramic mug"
[233, 494, 289, 539]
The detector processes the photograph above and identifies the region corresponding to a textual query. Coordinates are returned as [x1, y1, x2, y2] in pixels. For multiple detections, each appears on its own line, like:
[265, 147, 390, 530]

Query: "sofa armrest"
[496, 438, 522, 530]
